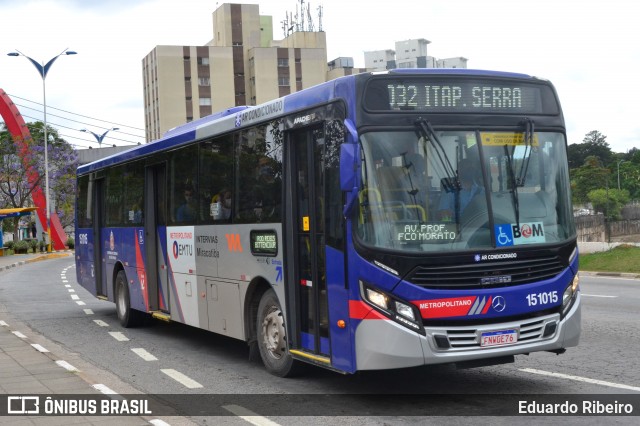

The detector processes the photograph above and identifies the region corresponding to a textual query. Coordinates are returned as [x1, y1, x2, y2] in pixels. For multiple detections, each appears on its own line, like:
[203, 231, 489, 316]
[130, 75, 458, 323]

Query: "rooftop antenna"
[307, 2, 315, 32]
[281, 14, 290, 37]
[295, 1, 302, 31]
[317, 4, 323, 31]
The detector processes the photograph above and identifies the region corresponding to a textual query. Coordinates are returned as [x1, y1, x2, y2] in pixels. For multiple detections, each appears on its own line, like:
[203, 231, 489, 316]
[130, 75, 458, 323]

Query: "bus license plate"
[480, 329, 518, 347]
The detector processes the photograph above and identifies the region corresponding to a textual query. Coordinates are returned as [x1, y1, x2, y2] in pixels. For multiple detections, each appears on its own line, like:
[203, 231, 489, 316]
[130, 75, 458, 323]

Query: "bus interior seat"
[521, 191, 558, 225]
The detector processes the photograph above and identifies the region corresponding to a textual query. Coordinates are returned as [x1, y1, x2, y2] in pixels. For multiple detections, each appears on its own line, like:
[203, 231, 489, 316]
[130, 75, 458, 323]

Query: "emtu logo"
[225, 234, 243, 252]
[172, 240, 179, 259]
[172, 240, 193, 258]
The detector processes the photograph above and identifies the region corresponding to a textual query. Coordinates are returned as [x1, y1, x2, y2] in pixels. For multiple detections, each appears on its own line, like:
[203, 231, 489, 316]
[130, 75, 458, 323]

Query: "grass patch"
[580, 244, 640, 273]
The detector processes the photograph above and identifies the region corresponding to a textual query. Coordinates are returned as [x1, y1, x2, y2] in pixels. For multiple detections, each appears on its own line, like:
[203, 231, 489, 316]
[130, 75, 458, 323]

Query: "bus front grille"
[428, 315, 559, 352]
[407, 256, 565, 289]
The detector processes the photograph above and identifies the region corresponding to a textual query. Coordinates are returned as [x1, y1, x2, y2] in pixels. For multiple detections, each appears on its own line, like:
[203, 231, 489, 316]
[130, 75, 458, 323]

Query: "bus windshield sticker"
[396, 223, 457, 243]
[481, 132, 539, 147]
[495, 222, 545, 247]
[250, 230, 278, 256]
[235, 98, 284, 127]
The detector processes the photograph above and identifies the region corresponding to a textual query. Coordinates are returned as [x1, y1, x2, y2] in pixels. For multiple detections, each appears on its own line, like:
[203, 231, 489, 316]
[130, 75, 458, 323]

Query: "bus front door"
[145, 163, 169, 314]
[289, 127, 331, 359]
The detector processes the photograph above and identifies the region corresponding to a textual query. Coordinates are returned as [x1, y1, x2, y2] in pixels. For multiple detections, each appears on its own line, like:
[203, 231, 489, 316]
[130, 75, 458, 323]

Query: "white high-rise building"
[364, 38, 467, 72]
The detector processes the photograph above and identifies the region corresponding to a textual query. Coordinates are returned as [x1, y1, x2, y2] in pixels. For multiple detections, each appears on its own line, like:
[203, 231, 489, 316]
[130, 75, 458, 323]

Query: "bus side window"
[170, 145, 198, 224]
[199, 136, 234, 224]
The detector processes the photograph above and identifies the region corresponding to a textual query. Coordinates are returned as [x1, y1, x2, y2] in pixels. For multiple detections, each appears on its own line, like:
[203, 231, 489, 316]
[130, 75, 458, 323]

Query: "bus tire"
[256, 289, 299, 377]
[115, 270, 143, 328]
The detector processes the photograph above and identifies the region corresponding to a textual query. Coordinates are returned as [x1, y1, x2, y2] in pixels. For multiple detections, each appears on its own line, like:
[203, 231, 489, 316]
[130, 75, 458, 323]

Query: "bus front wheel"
[115, 270, 143, 328]
[256, 289, 299, 377]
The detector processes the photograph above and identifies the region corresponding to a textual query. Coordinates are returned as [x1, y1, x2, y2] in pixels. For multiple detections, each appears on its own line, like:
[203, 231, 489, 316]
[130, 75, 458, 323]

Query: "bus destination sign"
[250, 230, 278, 256]
[364, 78, 557, 114]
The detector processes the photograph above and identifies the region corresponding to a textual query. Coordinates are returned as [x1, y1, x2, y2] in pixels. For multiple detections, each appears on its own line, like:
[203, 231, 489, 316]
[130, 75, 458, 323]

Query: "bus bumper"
[354, 292, 581, 371]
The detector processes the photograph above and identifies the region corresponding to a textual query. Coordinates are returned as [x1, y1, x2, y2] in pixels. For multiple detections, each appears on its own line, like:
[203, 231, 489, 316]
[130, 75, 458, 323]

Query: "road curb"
[579, 270, 640, 279]
[25, 252, 73, 263]
[0, 260, 26, 271]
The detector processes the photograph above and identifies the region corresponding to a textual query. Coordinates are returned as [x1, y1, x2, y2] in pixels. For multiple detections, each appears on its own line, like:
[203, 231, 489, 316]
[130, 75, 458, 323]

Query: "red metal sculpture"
[0, 89, 67, 250]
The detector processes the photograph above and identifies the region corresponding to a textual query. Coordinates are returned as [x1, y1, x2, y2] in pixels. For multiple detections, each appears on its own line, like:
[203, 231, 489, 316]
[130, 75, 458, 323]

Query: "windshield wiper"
[516, 118, 534, 186]
[414, 119, 459, 192]
[401, 152, 426, 221]
[503, 118, 535, 230]
[504, 145, 521, 230]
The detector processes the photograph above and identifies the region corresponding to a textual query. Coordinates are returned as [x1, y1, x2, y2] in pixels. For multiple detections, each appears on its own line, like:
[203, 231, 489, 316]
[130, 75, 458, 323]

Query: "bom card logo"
[494, 222, 545, 247]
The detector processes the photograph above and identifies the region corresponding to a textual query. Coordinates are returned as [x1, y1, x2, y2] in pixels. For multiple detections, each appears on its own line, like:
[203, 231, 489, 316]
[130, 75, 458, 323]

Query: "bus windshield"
[356, 129, 575, 252]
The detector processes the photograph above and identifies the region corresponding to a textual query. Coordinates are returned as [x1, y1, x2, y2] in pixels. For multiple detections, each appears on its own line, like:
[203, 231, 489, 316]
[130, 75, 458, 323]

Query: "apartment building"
[142, 3, 469, 142]
[327, 57, 368, 81]
[142, 3, 327, 141]
[365, 38, 467, 72]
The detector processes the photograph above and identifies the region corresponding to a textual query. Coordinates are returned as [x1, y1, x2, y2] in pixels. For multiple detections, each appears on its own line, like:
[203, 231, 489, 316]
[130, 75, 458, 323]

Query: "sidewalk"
[0, 324, 156, 424]
[0, 251, 165, 425]
[0, 251, 73, 272]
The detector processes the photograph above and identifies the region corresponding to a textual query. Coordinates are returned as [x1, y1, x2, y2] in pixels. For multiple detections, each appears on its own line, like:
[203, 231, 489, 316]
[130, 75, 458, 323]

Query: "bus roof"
[77, 68, 544, 175]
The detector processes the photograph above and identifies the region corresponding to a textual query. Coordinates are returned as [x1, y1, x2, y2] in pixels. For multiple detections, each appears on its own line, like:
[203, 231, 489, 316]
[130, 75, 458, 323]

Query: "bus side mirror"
[341, 119, 360, 217]
[340, 143, 358, 191]
[340, 143, 361, 217]
[340, 118, 360, 191]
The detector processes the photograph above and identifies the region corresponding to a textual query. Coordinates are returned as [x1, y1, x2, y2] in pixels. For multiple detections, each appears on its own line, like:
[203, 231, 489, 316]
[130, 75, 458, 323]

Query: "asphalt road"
[1, 258, 639, 425]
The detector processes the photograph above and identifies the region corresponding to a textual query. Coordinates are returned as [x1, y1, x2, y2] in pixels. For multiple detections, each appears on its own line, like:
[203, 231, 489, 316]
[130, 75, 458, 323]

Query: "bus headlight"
[366, 288, 389, 310]
[360, 281, 425, 335]
[395, 301, 416, 321]
[562, 274, 580, 317]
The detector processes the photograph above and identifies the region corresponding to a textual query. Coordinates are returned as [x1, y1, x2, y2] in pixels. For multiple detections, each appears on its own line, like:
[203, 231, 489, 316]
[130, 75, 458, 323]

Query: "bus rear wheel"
[257, 289, 300, 377]
[115, 270, 143, 328]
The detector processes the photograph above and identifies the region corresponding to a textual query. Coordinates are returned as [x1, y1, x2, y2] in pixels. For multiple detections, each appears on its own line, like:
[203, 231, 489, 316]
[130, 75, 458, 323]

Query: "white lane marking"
[521, 368, 640, 392]
[62, 280, 68, 283]
[56, 360, 80, 372]
[149, 420, 172, 426]
[31, 344, 49, 353]
[161, 369, 203, 389]
[581, 294, 617, 298]
[83, 309, 94, 315]
[12, 331, 27, 339]
[68, 289, 76, 293]
[131, 348, 158, 361]
[93, 384, 118, 395]
[76, 301, 86, 306]
[223, 405, 282, 426]
[0, 320, 8, 326]
[65, 284, 71, 288]
[71, 294, 80, 300]
[93, 320, 109, 327]
[109, 331, 130, 342]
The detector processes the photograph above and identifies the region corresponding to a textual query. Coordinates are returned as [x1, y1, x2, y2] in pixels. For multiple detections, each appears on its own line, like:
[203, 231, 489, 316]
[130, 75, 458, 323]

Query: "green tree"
[615, 150, 640, 200]
[0, 122, 78, 238]
[587, 188, 630, 220]
[570, 155, 611, 205]
[567, 130, 612, 169]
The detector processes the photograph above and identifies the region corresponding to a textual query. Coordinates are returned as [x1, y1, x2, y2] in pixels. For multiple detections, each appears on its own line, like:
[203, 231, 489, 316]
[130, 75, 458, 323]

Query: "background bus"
[75, 69, 580, 377]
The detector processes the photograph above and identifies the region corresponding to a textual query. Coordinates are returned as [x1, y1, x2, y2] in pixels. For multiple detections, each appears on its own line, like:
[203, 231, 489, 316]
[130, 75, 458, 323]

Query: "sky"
[0, 0, 639, 152]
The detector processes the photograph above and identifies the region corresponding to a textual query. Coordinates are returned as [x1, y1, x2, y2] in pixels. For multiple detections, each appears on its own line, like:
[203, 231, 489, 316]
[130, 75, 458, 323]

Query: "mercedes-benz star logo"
[492, 295, 506, 312]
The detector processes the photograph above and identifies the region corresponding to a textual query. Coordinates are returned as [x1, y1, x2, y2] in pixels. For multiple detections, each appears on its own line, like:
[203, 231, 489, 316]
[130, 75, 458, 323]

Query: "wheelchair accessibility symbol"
[494, 225, 514, 247]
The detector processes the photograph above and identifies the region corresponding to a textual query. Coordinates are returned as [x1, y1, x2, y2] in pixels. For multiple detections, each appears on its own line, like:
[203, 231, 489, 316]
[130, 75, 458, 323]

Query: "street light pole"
[8, 48, 77, 252]
[80, 127, 119, 146]
[617, 160, 626, 191]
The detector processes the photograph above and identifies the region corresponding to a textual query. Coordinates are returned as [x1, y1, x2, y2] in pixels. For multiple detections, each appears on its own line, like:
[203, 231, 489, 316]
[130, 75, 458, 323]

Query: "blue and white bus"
[75, 69, 580, 376]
